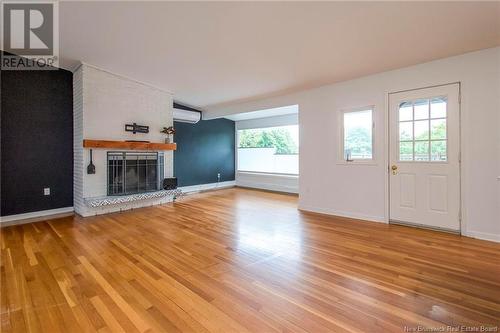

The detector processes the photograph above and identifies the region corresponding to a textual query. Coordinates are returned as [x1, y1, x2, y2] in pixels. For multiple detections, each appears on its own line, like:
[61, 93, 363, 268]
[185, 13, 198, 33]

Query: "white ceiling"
[58, 2, 500, 109]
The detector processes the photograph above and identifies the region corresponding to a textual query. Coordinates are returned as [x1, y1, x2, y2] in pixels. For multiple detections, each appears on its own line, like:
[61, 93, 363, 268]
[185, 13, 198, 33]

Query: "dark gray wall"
[174, 118, 235, 187]
[1, 59, 73, 216]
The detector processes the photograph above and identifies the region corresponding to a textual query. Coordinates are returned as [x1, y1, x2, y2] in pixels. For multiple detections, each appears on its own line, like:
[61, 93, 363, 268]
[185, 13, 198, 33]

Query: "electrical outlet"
[217, 173, 221, 182]
[44, 187, 51, 196]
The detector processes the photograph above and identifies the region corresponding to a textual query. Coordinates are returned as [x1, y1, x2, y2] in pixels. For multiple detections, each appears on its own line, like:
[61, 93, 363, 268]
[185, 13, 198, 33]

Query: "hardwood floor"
[1, 188, 499, 333]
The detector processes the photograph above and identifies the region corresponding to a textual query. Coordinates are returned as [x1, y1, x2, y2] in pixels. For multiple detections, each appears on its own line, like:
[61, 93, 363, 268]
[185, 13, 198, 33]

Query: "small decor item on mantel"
[161, 126, 176, 143]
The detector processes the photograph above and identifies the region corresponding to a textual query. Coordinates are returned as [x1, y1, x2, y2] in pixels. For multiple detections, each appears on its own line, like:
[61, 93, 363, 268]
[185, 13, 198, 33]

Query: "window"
[341, 107, 374, 162]
[237, 125, 299, 174]
[398, 97, 447, 162]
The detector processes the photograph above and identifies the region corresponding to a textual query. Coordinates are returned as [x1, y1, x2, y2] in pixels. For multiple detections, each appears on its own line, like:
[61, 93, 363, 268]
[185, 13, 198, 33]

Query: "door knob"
[391, 165, 398, 175]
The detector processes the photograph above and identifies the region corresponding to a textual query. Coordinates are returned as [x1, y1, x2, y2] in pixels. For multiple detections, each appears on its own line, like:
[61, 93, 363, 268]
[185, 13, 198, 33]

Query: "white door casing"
[389, 84, 460, 231]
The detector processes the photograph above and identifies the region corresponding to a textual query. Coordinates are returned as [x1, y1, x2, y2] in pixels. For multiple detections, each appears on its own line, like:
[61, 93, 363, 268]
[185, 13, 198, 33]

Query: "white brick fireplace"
[73, 63, 174, 217]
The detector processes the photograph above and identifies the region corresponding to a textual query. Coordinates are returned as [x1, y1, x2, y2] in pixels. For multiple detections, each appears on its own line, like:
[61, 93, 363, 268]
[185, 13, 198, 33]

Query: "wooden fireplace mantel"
[83, 139, 177, 151]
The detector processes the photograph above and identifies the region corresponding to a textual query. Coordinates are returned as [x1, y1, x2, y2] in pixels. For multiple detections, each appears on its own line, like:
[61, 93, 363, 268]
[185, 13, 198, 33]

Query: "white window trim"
[337, 105, 376, 165]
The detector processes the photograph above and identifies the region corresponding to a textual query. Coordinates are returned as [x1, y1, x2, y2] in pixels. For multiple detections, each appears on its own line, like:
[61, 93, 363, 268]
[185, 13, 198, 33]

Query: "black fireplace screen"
[107, 152, 164, 196]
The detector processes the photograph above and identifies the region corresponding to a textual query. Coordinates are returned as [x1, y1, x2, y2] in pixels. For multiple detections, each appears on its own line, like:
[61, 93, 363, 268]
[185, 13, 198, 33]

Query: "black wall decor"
[174, 118, 235, 187]
[125, 123, 149, 134]
[1, 52, 74, 216]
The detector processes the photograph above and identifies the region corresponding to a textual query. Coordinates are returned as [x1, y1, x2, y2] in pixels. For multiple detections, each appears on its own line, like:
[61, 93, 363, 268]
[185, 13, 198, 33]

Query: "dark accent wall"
[1, 57, 73, 216]
[174, 118, 235, 187]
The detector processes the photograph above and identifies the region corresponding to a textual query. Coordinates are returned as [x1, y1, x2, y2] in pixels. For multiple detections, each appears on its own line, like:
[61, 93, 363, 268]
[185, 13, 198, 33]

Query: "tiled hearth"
[85, 188, 183, 208]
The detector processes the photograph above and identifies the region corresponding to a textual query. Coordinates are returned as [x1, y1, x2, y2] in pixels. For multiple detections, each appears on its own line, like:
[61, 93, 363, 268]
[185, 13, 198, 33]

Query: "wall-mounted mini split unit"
[173, 107, 202, 124]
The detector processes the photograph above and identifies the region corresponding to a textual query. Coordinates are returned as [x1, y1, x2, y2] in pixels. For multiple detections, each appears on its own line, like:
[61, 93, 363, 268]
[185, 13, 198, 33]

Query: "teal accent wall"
[174, 118, 235, 187]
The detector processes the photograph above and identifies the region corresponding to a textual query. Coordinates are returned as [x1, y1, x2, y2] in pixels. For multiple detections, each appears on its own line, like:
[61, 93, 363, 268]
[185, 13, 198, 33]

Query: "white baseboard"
[179, 181, 236, 194]
[0, 207, 74, 226]
[298, 204, 386, 223]
[299, 204, 499, 243]
[463, 230, 500, 243]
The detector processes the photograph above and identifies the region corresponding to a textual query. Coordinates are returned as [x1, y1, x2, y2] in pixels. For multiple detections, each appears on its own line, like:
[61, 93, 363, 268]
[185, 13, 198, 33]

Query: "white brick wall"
[73, 66, 85, 215]
[73, 63, 174, 217]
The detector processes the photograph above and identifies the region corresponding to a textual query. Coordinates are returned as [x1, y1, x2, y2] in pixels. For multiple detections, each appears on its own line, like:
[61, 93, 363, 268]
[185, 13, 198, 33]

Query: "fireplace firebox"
[107, 151, 164, 196]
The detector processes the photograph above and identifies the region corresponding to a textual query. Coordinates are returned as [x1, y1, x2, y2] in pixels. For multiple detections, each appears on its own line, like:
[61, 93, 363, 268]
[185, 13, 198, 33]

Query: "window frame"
[236, 124, 299, 175]
[397, 96, 449, 163]
[338, 106, 376, 165]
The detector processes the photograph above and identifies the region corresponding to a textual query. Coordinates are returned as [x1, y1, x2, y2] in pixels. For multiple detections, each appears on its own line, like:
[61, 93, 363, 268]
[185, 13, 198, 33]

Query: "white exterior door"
[389, 84, 460, 231]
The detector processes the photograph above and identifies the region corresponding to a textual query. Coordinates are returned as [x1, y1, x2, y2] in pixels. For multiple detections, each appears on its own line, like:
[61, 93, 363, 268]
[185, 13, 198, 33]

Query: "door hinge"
[458, 151, 461, 163]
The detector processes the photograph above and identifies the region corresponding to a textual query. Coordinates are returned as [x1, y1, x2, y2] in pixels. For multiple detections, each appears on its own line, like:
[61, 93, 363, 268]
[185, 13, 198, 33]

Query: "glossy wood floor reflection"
[2, 188, 500, 333]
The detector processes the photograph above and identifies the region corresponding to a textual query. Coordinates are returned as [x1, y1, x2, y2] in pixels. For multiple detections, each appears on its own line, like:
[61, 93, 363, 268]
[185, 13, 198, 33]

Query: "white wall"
[207, 47, 500, 242]
[74, 63, 174, 217]
[235, 113, 299, 193]
[237, 172, 299, 194]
